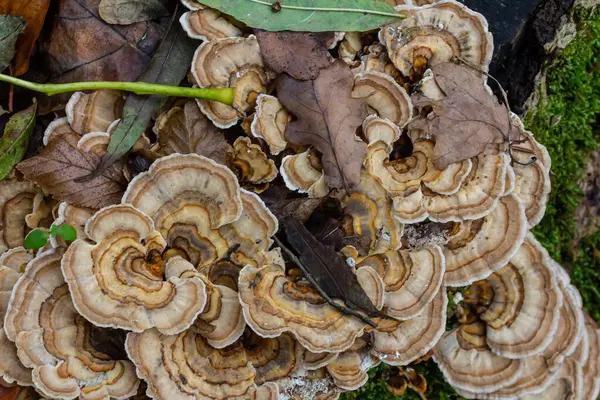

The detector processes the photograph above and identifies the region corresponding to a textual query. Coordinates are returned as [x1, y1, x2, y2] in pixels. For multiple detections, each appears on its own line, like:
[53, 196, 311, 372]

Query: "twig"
[0, 73, 235, 105]
[273, 236, 378, 328]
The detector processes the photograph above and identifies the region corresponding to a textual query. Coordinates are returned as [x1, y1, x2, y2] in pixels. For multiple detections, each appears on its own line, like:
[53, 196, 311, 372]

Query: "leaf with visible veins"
[409, 62, 519, 169]
[255, 30, 333, 80]
[276, 60, 368, 192]
[17, 132, 127, 209]
[0, 15, 26, 72]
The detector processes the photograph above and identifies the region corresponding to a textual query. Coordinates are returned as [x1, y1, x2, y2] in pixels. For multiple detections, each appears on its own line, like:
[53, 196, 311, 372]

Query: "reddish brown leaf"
[255, 30, 333, 80]
[34, 0, 168, 113]
[0, 0, 50, 75]
[276, 60, 368, 191]
[0, 386, 18, 400]
[409, 62, 518, 169]
[17, 132, 127, 208]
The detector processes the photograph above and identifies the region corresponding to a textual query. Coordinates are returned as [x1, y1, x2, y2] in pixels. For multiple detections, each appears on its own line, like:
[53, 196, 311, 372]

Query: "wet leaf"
[277, 60, 367, 191]
[409, 62, 519, 169]
[196, 0, 401, 32]
[0, 100, 36, 180]
[0, 15, 26, 72]
[24, 228, 49, 249]
[17, 132, 127, 209]
[34, 0, 168, 113]
[95, 6, 197, 174]
[283, 217, 384, 317]
[99, 0, 170, 25]
[255, 30, 333, 80]
[266, 197, 324, 223]
[0, 0, 50, 75]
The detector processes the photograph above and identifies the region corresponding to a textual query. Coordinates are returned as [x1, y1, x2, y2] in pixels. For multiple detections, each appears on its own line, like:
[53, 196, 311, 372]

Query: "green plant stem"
[247, 0, 406, 18]
[0, 73, 234, 105]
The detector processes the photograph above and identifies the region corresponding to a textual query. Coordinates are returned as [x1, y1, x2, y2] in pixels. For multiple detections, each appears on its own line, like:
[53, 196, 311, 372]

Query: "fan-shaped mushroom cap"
[393, 144, 510, 223]
[417, 69, 446, 100]
[250, 94, 290, 156]
[580, 315, 600, 400]
[66, 90, 123, 135]
[443, 194, 528, 286]
[358, 245, 445, 319]
[326, 337, 380, 391]
[509, 115, 551, 228]
[49, 202, 94, 248]
[339, 32, 362, 67]
[180, 8, 242, 42]
[467, 234, 562, 359]
[433, 322, 524, 393]
[373, 288, 446, 365]
[192, 36, 274, 128]
[77, 132, 110, 154]
[299, 347, 339, 371]
[352, 73, 413, 127]
[62, 205, 208, 335]
[243, 332, 299, 386]
[0, 248, 33, 386]
[238, 264, 383, 354]
[0, 180, 42, 254]
[379, 0, 493, 76]
[5, 249, 140, 400]
[341, 172, 403, 255]
[126, 327, 257, 400]
[520, 358, 583, 400]
[42, 117, 77, 145]
[229, 137, 278, 185]
[280, 150, 329, 198]
[352, 43, 397, 77]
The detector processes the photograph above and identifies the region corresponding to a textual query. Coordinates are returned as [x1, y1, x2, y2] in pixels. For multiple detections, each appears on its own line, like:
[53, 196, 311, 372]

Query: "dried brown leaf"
[255, 30, 333, 80]
[34, 0, 168, 113]
[409, 62, 518, 169]
[17, 132, 127, 208]
[276, 60, 368, 191]
[153, 101, 230, 165]
[283, 217, 384, 317]
[265, 197, 324, 223]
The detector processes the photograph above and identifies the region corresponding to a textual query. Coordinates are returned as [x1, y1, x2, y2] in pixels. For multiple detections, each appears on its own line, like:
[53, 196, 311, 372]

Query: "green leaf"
[53, 224, 77, 241]
[196, 0, 403, 32]
[24, 229, 49, 250]
[0, 15, 26, 72]
[0, 100, 36, 180]
[94, 6, 197, 175]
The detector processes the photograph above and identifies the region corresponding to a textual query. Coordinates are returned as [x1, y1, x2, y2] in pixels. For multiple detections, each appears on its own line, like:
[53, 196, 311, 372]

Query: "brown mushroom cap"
[49, 202, 95, 248]
[62, 205, 208, 335]
[250, 94, 290, 156]
[0, 180, 42, 254]
[580, 315, 600, 400]
[471, 234, 562, 359]
[339, 32, 363, 67]
[393, 144, 510, 223]
[66, 90, 123, 135]
[352, 43, 397, 77]
[5, 249, 140, 399]
[358, 245, 445, 319]
[280, 150, 329, 198]
[238, 264, 384, 353]
[229, 137, 278, 185]
[372, 288, 447, 365]
[352, 72, 413, 127]
[509, 114, 551, 228]
[519, 358, 583, 400]
[243, 332, 299, 386]
[42, 117, 77, 145]
[341, 172, 403, 255]
[180, 8, 242, 42]
[192, 36, 273, 128]
[379, 0, 493, 76]
[181, 0, 205, 10]
[0, 248, 33, 386]
[443, 193, 528, 286]
[326, 337, 380, 391]
[433, 322, 524, 393]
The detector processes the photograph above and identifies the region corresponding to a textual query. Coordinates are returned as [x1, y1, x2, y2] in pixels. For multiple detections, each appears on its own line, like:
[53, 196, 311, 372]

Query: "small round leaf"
[55, 224, 77, 241]
[24, 229, 49, 249]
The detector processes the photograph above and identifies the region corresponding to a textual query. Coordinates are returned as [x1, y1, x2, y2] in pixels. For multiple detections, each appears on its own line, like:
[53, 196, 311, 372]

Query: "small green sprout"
[24, 223, 77, 250]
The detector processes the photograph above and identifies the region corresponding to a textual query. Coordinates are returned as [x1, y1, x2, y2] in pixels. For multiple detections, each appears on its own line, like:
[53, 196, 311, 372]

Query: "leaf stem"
[247, 0, 405, 19]
[0, 73, 234, 105]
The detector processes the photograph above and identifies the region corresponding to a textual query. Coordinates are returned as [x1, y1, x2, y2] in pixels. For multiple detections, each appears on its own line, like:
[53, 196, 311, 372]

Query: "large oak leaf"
[255, 30, 333, 80]
[276, 60, 367, 192]
[409, 62, 519, 169]
[17, 132, 127, 208]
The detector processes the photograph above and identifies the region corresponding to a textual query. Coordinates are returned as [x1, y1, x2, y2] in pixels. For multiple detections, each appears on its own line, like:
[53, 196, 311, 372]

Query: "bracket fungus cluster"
[0, 0, 598, 399]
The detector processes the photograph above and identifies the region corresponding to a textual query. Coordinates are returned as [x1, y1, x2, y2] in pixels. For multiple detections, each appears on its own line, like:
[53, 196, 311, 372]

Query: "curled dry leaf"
[0, 101, 36, 180]
[277, 60, 368, 191]
[99, 0, 170, 25]
[409, 62, 519, 169]
[0, 0, 50, 75]
[17, 132, 127, 208]
[0, 15, 26, 72]
[255, 30, 333, 80]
